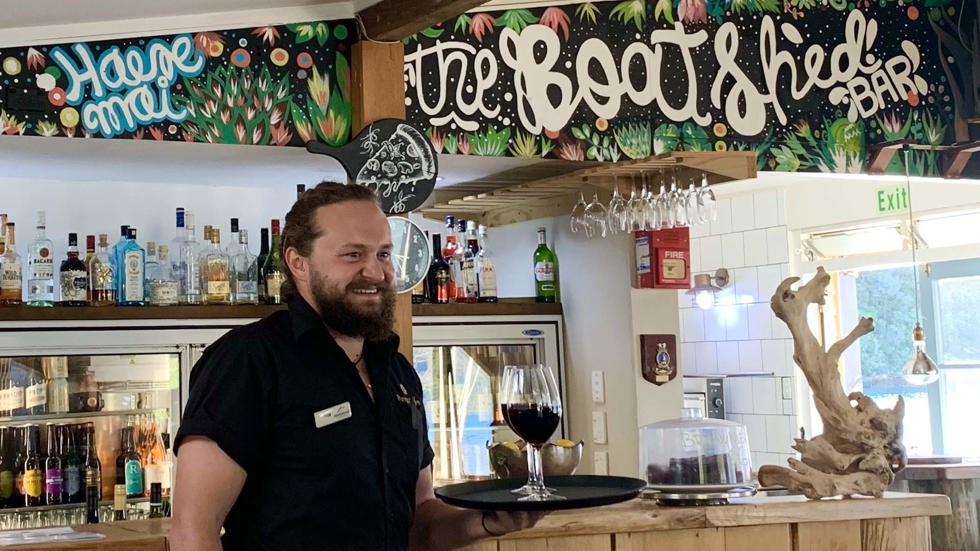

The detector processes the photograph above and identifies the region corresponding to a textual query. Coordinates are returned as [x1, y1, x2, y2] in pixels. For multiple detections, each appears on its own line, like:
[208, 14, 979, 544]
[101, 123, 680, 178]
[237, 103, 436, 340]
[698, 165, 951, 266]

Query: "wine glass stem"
[526, 444, 546, 492]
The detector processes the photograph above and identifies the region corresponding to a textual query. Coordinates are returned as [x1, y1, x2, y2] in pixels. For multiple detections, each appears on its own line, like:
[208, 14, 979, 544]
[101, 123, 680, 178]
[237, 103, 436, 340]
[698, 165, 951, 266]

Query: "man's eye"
[346, 252, 361, 259]
[379, 252, 392, 259]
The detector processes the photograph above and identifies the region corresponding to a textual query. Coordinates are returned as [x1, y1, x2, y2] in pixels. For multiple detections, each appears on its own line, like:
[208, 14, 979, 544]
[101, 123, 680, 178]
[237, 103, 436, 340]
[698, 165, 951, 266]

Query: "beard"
[311, 272, 396, 342]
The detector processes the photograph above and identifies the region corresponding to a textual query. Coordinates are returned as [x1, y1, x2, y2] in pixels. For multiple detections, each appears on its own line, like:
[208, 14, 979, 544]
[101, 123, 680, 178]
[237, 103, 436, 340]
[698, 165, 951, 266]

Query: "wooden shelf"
[412, 298, 561, 317]
[0, 304, 285, 322]
[421, 151, 757, 226]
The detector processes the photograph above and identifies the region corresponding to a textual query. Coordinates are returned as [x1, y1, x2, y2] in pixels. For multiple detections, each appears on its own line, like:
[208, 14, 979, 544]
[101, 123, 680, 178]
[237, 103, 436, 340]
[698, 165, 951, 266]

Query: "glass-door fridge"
[412, 314, 566, 485]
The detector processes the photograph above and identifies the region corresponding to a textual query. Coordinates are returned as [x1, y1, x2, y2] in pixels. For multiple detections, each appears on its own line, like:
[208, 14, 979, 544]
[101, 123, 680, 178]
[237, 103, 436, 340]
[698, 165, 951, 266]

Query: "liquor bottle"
[178, 212, 202, 305]
[26, 211, 55, 307]
[451, 219, 468, 302]
[203, 227, 232, 304]
[116, 426, 143, 498]
[0, 427, 13, 508]
[148, 245, 179, 306]
[0, 222, 22, 305]
[25, 366, 47, 415]
[263, 220, 286, 304]
[43, 356, 69, 415]
[44, 423, 63, 505]
[224, 218, 240, 257]
[60, 233, 89, 306]
[460, 220, 479, 303]
[477, 224, 498, 303]
[89, 234, 115, 306]
[111, 225, 130, 300]
[410, 279, 426, 304]
[426, 233, 451, 304]
[169, 208, 187, 300]
[83, 235, 97, 303]
[23, 425, 43, 506]
[83, 422, 101, 506]
[0, 363, 24, 417]
[533, 227, 559, 303]
[232, 229, 259, 305]
[112, 484, 126, 521]
[441, 216, 457, 300]
[296, 183, 306, 200]
[12, 427, 25, 506]
[256, 227, 270, 303]
[118, 228, 146, 306]
[147, 482, 163, 518]
[145, 241, 159, 300]
[63, 424, 84, 504]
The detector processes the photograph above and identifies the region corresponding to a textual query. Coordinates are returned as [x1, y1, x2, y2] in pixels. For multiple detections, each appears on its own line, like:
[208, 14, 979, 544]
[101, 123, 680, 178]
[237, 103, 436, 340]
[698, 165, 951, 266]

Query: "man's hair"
[280, 181, 381, 299]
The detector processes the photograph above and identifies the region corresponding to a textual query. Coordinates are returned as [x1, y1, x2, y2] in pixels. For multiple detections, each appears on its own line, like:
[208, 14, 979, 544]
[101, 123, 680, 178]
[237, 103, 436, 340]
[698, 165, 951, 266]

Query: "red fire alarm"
[635, 227, 690, 289]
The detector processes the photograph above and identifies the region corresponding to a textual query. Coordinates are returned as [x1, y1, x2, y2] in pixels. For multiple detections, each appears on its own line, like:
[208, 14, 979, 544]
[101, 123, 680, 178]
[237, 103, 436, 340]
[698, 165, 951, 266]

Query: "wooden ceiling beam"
[357, 0, 489, 41]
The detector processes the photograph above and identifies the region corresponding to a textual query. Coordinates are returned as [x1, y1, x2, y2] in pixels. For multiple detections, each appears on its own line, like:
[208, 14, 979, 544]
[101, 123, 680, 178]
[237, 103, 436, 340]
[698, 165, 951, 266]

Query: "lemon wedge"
[556, 439, 576, 447]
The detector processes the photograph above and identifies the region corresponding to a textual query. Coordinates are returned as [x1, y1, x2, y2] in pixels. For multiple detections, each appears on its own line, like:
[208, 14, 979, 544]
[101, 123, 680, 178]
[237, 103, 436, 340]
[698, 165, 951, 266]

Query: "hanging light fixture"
[686, 268, 730, 310]
[900, 144, 939, 386]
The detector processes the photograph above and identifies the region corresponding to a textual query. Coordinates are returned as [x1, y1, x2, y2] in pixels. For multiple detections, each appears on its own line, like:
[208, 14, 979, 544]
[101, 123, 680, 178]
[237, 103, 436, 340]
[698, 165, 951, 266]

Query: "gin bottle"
[232, 229, 258, 305]
[169, 208, 186, 299]
[111, 225, 130, 300]
[0, 222, 22, 305]
[26, 211, 55, 307]
[148, 245, 179, 306]
[202, 228, 231, 305]
[59, 233, 88, 306]
[89, 234, 115, 306]
[178, 212, 202, 305]
[118, 228, 146, 306]
[224, 218, 239, 257]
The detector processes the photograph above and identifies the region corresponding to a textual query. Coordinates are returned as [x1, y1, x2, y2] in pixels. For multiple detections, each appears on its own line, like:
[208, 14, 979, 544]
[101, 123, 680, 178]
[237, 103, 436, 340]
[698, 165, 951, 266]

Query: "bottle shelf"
[0, 304, 285, 322]
[0, 496, 149, 515]
[412, 298, 561, 317]
[0, 408, 166, 425]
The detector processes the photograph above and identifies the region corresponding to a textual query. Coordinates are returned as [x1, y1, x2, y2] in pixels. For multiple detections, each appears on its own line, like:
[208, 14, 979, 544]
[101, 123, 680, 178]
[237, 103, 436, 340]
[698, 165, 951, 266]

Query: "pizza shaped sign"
[306, 119, 438, 214]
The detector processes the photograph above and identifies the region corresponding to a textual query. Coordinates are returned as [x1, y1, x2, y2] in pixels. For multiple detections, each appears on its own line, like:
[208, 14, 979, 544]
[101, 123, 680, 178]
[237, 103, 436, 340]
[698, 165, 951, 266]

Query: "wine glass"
[584, 193, 608, 238]
[569, 192, 587, 234]
[499, 364, 565, 501]
[697, 173, 718, 223]
[607, 177, 628, 235]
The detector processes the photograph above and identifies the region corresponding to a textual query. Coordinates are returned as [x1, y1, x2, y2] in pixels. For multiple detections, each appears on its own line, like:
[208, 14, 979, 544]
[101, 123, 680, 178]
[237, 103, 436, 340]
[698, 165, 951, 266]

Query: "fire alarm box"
[635, 227, 690, 289]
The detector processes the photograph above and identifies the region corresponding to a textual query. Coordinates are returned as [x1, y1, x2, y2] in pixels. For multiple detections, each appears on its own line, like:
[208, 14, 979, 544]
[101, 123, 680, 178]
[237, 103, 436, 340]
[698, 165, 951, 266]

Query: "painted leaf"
[495, 9, 540, 32]
[421, 27, 445, 39]
[289, 24, 317, 44]
[335, 53, 350, 101]
[680, 123, 711, 151]
[609, 0, 646, 31]
[654, 0, 676, 23]
[455, 14, 472, 33]
[653, 123, 680, 153]
[575, 2, 601, 24]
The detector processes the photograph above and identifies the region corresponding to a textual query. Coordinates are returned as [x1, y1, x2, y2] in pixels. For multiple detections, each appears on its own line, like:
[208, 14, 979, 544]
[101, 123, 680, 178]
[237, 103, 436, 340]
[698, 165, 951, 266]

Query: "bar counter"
[2, 491, 949, 550]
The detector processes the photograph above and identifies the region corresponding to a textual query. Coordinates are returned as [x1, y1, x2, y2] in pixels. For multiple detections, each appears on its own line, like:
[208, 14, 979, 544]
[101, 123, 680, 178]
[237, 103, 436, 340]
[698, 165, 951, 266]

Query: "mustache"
[346, 278, 393, 293]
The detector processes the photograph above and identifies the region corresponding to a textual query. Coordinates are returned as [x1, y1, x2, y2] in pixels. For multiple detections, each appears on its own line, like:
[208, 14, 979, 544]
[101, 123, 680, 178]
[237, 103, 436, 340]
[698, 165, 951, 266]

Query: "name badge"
[314, 401, 352, 428]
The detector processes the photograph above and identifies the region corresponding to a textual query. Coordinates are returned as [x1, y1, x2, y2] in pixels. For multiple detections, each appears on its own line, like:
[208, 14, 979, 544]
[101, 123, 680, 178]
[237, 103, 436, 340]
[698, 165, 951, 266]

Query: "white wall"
[679, 189, 800, 468]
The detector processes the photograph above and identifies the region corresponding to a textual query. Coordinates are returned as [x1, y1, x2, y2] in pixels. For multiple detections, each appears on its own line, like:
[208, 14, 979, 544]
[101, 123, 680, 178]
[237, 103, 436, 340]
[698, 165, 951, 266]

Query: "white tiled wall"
[679, 189, 799, 468]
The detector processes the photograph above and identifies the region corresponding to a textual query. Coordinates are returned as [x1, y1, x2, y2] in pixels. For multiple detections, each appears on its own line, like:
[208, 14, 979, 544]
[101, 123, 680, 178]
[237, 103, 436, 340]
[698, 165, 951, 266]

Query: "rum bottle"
[23, 425, 42, 506]
[263, 220, 286, 304]
[89, 234, 116, 306]
[60, 233, 88, 306]
[44, 423, 63, 505]
[118, 228, 146, 306]
[26, 211, 55, 307]
[477, 224, 498, 303]
[232, 229, 259, 305]
[256, 227, 269, 303]
[0, 222, 22, 305]
[460, 220, 479, 303]
[426, 233, 451, 304]
[533, 227, 559, 303]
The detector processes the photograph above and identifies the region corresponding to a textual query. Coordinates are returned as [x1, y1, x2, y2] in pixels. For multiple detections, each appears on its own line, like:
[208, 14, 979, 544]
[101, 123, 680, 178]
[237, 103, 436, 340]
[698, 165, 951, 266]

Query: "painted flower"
[251, 26, 281, 46]
[194, 32, 225, 56]
[456, 134, 471, 155]
[469, 13, 495, 42]
[428, 127, 444, 153]
[271, 123, 293, 146]
[295, 118, 314, 143]
[540, 7, 571, 41]
[556, 141, 585, 161]
[182, 129, 196, 142]
[149, 126, 164, 141]
[132, 128, 146, 140]
[26, 48, 45, 71]
[678, 0, 707, 23]
[63, 126, 76, 138]
[35, 120, 59, 137]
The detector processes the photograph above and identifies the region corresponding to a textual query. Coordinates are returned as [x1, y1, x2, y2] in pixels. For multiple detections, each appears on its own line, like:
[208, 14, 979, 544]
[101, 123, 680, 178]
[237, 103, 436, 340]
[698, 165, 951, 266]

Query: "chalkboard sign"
[306, 119, 438, 213]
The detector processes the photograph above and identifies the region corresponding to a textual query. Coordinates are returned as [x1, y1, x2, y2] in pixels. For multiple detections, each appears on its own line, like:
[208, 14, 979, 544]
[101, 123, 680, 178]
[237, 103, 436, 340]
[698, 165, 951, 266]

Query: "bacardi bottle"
[26, 211, 55, 307]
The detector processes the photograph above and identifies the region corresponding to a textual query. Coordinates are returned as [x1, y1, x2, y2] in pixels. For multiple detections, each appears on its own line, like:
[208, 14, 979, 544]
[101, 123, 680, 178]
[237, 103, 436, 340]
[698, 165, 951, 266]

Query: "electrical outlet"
[591, 371, 605, 403]
[593, 451, 608, 475]
[591, 411, 607, 444]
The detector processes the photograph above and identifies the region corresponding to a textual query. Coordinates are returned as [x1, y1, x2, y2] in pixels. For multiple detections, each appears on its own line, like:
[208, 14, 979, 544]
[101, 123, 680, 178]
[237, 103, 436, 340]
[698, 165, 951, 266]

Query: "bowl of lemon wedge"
[488, 439, 584, 479]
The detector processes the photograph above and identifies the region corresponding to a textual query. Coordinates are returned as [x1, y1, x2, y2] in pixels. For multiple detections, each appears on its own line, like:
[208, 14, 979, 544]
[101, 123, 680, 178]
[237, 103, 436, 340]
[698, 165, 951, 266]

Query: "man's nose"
[361, 256, 388, 281]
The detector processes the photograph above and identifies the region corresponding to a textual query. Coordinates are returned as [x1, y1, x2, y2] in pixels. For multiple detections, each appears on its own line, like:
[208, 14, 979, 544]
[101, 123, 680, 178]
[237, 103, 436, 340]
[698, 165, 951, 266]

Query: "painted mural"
[0, 20, 356, 146]
[403, 0, 977, 176]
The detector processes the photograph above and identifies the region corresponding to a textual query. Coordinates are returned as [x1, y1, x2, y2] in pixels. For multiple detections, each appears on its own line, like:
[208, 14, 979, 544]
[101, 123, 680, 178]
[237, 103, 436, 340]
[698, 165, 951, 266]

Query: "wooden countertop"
[897, 462, 980, 481]
[0, 493, 950, 548]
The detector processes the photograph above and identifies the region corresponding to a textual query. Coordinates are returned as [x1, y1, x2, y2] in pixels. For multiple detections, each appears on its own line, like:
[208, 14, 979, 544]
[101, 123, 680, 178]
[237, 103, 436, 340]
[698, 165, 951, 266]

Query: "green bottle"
[533, 227, 559, 303]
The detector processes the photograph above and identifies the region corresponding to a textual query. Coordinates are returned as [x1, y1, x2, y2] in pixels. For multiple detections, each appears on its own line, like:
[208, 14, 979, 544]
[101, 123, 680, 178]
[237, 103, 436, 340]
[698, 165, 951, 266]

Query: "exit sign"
[876, 186, 910, 214]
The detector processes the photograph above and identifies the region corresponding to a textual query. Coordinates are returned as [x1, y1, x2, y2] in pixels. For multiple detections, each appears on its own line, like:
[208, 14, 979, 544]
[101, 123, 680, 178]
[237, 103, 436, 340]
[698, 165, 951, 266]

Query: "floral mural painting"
[403, 0, 975, 177]
[0, 20, 355, 146]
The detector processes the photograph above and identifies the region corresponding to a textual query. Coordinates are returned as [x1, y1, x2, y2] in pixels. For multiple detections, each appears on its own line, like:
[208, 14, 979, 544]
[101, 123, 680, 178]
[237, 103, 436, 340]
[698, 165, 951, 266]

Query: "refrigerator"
[412, 314, 567, 484]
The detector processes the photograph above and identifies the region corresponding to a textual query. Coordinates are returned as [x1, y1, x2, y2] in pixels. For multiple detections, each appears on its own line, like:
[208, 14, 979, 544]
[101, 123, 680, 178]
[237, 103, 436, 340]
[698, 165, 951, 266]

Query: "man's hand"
[479, 510, 548, 537]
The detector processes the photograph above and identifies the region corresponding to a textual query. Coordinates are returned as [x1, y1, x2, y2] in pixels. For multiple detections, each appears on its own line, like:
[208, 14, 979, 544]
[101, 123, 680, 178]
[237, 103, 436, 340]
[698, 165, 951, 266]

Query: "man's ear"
[284, 247, 307, 284]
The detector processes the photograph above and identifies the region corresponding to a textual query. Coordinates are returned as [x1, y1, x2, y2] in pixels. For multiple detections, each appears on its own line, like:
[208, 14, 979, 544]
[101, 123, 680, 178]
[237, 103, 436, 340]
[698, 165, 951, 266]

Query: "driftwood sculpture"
[757, 267, 907, 499]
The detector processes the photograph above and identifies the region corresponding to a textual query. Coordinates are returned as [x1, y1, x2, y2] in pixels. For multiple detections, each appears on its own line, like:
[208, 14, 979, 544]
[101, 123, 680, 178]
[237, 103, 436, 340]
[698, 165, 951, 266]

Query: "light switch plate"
[591, 411, 607, 444]
[593, 451, 608, 475]
[591, 371, 605, 403]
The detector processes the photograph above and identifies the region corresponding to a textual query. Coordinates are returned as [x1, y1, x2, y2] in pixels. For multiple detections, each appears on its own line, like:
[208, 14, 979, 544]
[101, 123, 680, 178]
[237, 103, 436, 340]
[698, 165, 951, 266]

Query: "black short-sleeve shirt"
[175, 296, 434, 551]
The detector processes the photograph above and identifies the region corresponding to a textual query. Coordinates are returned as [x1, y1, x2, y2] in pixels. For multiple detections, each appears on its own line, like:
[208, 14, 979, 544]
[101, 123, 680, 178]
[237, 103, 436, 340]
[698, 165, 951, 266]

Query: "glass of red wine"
[499, 364, 565, 501]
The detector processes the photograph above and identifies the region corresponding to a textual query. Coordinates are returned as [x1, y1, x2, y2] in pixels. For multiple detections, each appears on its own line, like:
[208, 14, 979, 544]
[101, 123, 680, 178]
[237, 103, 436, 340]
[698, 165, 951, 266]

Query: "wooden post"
[349, 40, 414, 358]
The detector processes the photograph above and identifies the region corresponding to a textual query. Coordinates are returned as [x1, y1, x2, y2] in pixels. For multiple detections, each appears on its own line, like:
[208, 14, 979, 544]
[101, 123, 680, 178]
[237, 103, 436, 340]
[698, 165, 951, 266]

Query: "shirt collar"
[287, 295, 401, 355]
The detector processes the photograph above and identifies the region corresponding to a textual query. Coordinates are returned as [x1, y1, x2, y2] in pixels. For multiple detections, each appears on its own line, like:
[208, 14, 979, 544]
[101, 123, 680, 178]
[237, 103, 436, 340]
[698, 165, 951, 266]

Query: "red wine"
[504, 404, 560, 444]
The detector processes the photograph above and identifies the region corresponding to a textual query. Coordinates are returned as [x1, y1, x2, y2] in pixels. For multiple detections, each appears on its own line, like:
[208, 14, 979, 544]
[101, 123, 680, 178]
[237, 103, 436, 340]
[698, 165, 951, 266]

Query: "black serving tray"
[435, 475, 647, 511]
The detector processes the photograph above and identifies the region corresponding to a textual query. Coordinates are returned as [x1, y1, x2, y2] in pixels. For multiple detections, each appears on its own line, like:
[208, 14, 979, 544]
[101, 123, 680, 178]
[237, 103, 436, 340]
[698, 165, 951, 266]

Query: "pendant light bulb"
[901, 322, 939, 386]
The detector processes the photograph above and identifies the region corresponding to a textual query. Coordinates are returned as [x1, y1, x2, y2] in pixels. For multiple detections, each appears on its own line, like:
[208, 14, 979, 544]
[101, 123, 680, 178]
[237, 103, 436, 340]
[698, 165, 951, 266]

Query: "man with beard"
[170, 182, 541, 551]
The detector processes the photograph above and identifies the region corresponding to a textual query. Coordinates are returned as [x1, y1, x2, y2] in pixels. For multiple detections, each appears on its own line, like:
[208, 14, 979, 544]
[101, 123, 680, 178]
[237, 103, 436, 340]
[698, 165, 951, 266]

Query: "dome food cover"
[640, 408, 753, 490]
